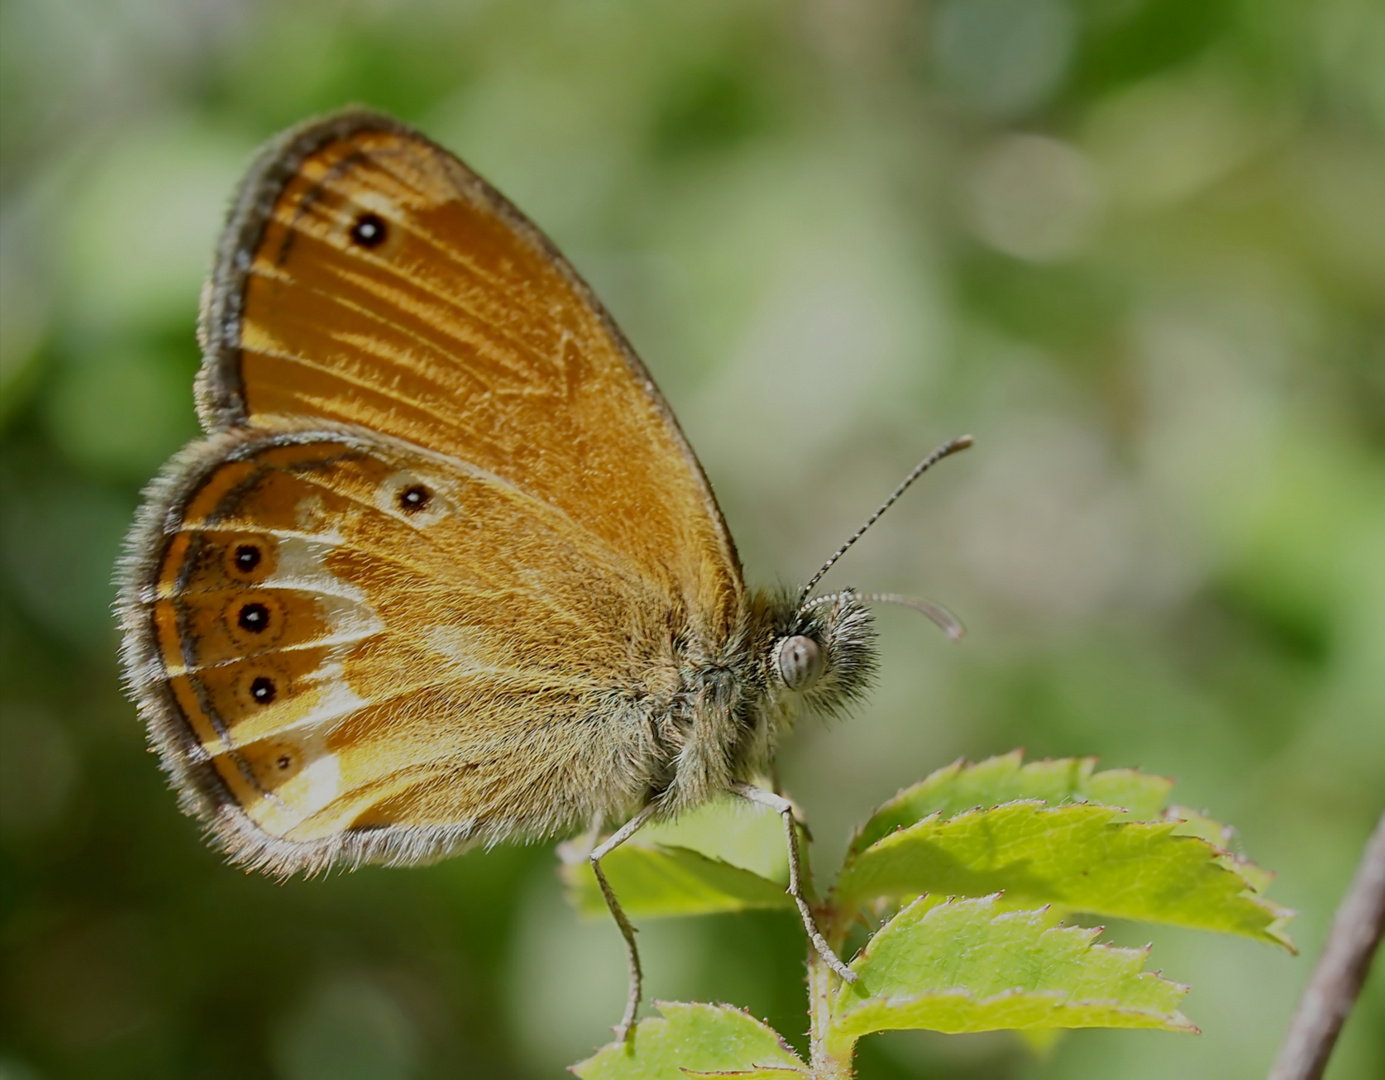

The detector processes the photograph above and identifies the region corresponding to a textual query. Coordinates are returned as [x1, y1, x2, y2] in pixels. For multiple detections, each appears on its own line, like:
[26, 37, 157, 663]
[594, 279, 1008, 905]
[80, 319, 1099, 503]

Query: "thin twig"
[1269, 807, 1385, 1080]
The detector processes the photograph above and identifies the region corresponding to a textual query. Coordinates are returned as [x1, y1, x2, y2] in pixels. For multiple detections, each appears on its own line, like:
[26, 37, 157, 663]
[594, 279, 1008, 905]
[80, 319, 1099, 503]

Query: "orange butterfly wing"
[120, 111, 746, 874]
[199, 111, 741, 634]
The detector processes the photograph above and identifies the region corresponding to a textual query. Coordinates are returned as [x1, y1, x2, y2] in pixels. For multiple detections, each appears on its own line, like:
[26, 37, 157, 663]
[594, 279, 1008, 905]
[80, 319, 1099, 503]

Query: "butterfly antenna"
[802, 591, 966, 642]
[860, 593, 965, 640]
[796, 434, 973, 606]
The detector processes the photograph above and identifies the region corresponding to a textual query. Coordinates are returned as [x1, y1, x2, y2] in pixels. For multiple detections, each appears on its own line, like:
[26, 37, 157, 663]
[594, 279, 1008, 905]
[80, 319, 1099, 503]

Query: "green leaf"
[851, 752, 1174, 856]
[572, 1002, 806, 1079]
[636, 795, 788, 882]
[564, 843, 793, 919]
[829, 895, 1195, 1048]
[562, 796, 792, 920]
[834, 801, 1294, 949]
[1165, 805, 1276, 894]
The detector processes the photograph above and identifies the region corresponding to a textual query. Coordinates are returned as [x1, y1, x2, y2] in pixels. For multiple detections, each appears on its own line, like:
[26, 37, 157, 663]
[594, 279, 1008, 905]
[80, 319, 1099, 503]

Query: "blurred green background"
[2, 1, 1382, 1077]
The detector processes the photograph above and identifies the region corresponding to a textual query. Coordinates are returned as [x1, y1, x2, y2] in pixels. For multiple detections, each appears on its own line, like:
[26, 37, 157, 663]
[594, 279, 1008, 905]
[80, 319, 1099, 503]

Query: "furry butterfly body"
[119, 111, 877, 891]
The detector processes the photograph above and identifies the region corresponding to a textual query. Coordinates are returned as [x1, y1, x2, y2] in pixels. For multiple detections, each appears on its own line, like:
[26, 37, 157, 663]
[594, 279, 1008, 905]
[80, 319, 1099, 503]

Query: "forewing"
[121, 427, 676, 875]
[197, 109, 741, 640]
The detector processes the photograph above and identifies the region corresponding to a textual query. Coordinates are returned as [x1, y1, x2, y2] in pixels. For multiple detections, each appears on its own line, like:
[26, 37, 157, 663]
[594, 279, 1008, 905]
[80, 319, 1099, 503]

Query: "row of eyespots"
[227, 536, 280, 709]
[233, 599, 280, 708]
[212, 474, 428, 716]
[210, 533, 296, 781]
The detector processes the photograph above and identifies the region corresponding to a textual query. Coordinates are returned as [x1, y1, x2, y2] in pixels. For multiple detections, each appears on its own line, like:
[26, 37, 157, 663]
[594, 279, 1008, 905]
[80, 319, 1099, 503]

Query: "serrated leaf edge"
[569, 1001, 806, 1077]
[831, 896, 1196, 1040]
[835, 800, 1296, 950]
[844, 752, 1177, 862]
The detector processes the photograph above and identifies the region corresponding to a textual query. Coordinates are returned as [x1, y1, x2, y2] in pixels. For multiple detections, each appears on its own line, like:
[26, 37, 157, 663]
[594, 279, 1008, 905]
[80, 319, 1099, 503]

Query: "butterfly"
[116, 109, 970, 1041]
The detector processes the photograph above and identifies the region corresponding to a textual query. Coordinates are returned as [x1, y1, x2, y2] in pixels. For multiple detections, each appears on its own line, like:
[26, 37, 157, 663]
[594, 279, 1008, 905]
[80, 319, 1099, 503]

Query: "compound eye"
[777, 635, 825, 691]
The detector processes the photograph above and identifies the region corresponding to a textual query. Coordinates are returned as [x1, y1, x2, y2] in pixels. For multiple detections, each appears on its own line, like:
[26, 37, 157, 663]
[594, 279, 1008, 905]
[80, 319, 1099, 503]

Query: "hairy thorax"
[645, 586, 878, 821]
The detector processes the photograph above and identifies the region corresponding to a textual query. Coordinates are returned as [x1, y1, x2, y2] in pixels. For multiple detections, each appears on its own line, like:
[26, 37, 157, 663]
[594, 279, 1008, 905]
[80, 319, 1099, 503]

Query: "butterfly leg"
[556, 812, 605, 865]
[590, 801, 660, 1042]
[731, 782, 856, 984]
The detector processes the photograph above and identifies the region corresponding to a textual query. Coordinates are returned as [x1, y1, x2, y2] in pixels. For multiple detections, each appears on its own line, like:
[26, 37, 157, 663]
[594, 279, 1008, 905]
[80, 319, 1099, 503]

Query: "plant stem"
[798, 813, 856, 1080]
[1269, 807, 1385, 1080]
[807, 939, 853, 1080]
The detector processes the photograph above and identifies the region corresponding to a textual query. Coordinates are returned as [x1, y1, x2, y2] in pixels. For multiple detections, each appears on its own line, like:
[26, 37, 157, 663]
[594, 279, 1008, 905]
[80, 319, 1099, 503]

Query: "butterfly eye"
[776, 635, 824, 691]
[238, 602, 271, 633]
[250, 676, 276, 704]
[349, 211, 388, 249]
[398, 484, 432, 512]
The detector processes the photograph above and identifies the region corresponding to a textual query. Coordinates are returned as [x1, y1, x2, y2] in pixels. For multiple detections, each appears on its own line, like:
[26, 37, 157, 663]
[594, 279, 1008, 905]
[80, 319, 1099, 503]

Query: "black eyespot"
[399, 484, 431, 512]
[276, 753, 292, 771]
[250, 676, 276, 704]
[238, 602, 270, 633]
[234, 544, 261, 572]
[350, 212, 388, 249]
